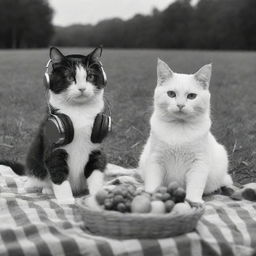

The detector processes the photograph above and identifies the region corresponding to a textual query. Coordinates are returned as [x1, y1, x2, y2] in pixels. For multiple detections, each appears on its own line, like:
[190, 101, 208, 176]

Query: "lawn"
[0, 48, 255, 185]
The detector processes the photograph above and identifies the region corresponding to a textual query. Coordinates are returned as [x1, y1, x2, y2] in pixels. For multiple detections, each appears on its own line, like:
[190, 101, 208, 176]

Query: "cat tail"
[0, 160, 25, 176]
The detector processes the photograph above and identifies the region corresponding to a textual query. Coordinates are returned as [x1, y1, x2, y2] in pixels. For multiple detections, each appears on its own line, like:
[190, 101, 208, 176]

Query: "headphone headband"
[45, 59, 52, 69]
[44, 59, 52, 89]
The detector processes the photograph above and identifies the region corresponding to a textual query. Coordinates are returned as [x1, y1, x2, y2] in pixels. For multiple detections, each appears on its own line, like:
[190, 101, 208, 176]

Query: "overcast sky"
[49, 0, 176, 26]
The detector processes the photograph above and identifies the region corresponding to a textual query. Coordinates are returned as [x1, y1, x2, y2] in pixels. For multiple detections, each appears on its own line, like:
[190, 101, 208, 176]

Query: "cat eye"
[87, 74, 95, 82]
[167, 91, 176, 98]
[64, 69, 76, 83]
[187, 93, 197, 100]
[66, 75, 75, 82]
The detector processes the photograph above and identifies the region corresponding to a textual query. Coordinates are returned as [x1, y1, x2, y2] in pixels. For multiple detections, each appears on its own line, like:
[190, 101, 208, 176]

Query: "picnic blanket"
[0, 165, 256, 256]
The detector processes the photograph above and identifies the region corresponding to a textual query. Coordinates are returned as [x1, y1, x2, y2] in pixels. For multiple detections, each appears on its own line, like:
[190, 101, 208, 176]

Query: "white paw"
[42, 187, 53, 195]
[24, 182, 42, 193]
[24, 177, 44, 192]
[186, 197, 204, 204]
[57, 197, 75, 205]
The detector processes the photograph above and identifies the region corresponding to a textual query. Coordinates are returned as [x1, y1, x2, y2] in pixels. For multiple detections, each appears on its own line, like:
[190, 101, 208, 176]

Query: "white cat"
[138, 59, 233, 203]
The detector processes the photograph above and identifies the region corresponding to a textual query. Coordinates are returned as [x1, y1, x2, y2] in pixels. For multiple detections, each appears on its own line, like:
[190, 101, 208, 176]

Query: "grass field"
[0, 48, 255, 185]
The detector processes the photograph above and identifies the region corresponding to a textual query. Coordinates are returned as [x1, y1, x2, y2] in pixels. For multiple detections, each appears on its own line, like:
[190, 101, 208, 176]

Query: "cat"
[138, 58, 233, 203]
[0, 47, 109, 204]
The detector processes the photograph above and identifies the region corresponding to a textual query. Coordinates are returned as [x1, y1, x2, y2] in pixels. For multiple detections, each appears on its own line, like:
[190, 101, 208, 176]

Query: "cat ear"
[157, 58, 173, 85]
[89, 46, 102, 60]
[50, 47, 65, 64]
[194, 64, 212, 88]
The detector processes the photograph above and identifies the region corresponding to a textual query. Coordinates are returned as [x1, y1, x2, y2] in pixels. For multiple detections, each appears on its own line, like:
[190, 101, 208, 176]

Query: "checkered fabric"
[0, 165, 256, 256]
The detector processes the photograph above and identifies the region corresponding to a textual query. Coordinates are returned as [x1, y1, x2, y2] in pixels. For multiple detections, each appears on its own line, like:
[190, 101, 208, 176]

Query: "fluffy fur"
[138, 59, 233, 203]
[48, 81, 104, 195]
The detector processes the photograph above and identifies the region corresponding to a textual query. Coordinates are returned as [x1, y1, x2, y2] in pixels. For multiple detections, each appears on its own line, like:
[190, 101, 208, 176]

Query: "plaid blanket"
[0, 165, 256, 256]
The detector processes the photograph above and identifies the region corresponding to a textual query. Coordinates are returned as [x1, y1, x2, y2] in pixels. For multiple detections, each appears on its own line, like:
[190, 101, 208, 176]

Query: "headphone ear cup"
[91, 114, 103, 144]
[91, 114, 110, 144]
[43, 114, 74, 149]
[57, 113, 74, 145]
[43, 115, 65, 149]
[101, 114, 110, 137]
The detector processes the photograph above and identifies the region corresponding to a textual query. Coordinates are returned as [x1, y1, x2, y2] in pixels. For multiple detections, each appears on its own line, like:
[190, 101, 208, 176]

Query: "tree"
[156, 0, 194, 48]
[239, 0, 256, 49]
[0, 0, 54, 48]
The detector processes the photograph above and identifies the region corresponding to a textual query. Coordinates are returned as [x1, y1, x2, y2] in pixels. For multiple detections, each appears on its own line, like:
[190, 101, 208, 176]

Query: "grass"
[0, 48, 255, 185]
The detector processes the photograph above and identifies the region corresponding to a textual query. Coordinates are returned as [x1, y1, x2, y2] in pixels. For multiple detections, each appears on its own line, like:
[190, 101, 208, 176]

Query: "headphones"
[43, 57, 111, 149]
[43, 58, 107, 90]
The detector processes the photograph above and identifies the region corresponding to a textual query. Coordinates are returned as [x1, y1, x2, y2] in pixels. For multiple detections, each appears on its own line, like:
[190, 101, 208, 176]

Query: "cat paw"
[186, 198, 204, 207]
[57, 197, 75, 205]
[42, 187, 53, 195]
[24, 179, 42, 193]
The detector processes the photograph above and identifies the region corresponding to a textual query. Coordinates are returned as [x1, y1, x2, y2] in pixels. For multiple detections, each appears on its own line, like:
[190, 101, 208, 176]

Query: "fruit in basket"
[131, 195, 151, 213]
[95, 181, 188, 214]
[95, 189, 109, 205]
[95, 184, 138, 212]
[104, 198, 113, 210]
[173, 188, 186, 203]
[165, 200, 175, 213]
[162, 192, 171, 201]
[117, 203, 126, 213]
[172, 202, 191, 214]
[114, 194, 125, 204]
[167, 181, 179, 194]
[150, 200, 166, 214]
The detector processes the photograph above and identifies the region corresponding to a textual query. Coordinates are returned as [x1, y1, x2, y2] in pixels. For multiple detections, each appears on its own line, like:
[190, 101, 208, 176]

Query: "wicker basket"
[76, 197, 204, 239]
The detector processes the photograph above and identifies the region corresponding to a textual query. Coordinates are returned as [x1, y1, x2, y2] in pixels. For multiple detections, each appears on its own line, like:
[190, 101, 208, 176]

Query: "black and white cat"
[0, 47, 109, 204]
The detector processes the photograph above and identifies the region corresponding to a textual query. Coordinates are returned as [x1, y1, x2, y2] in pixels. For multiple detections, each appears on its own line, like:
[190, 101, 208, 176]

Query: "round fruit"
[167, 181, 179, 195]
[165, 200, 175, 212]
[125, 201, 131, 211]
[127, 185, 136, 194]
[150, 200, 166, 214]
[104, 198, 113, 210]
[113, 187, 123, 195]
[162, 192, 171, 201]
[172, 202, 191, 214]
[131, 195, 151, 213]
[173, 188, 186, 203]
[95, 189, 109, 205]
[117, 203, 126, 213]
[113, 194, 124, 204]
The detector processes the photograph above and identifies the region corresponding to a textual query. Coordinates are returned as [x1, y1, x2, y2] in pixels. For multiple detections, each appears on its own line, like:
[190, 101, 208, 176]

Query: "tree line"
[0, 0, 53, 48]
[52, 0, 256, 50]
[0, 0, 255, 50]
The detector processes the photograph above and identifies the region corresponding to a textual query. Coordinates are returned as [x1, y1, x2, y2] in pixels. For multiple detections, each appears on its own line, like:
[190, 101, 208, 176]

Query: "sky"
[49, 0, 176, 26]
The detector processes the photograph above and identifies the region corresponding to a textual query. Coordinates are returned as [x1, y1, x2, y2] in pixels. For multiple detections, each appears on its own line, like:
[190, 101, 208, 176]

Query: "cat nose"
[177, 104, 185, 110]
[79, 88, 86, 93]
